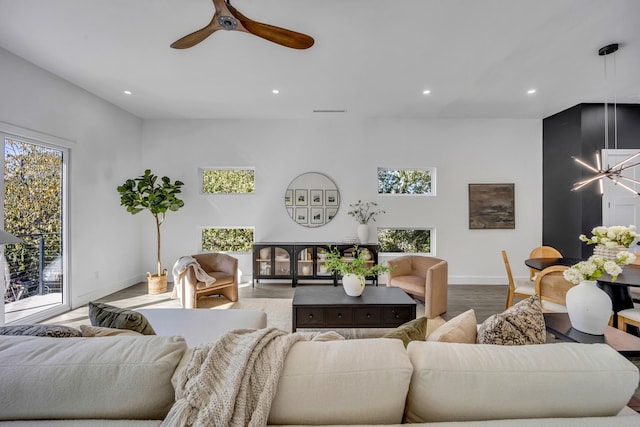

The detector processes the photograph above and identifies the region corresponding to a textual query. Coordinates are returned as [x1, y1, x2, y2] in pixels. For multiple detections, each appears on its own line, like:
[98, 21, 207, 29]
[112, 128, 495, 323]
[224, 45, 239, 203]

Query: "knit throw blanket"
[172, 256, 216, 288]
[162, 328, 327, 427]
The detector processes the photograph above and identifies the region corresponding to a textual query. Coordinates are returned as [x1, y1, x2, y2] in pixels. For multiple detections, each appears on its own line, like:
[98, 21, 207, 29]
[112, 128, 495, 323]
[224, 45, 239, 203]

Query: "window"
[202, 227, 254, 252]
[2, 134, 67, 324]
[378, 228, 432, 254]
[377, 168, 434, 195]
[201, 168, 254, 194]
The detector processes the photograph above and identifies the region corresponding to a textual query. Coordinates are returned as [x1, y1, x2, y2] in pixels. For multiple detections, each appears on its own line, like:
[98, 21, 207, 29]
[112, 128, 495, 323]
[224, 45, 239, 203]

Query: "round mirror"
[284, 172, 340, 228]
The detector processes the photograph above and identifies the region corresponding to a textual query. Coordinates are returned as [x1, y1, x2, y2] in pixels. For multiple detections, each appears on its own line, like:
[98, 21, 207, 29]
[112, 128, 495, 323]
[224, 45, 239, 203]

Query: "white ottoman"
[136, 308, 267, 346]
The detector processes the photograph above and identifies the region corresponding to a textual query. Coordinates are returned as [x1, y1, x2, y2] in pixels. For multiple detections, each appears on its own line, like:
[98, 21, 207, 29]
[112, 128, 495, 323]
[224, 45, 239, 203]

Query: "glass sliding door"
[2, 134, 68, 324]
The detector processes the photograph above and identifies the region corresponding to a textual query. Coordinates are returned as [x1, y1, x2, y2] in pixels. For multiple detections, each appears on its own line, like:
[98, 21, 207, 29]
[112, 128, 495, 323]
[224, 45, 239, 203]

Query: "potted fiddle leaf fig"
[117, 169, 184, 294]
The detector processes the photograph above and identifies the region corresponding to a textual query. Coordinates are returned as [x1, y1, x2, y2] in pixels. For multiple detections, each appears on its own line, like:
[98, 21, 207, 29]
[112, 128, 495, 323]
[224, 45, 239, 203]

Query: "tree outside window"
[378, 228, 432, 254]
[377, 168, 433, 195]
[202, 169, 254, 194]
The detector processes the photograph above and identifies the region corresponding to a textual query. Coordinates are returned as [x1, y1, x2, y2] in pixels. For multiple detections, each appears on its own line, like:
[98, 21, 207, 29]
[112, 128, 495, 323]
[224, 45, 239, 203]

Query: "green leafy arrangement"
[323, 245, 391, 277]
[117, 169, 184, 275]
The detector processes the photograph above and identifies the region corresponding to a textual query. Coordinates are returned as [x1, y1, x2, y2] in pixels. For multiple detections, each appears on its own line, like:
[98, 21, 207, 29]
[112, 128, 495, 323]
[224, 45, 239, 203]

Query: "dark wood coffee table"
[292, 285, 417, 331]
[544, 312, 640, 357]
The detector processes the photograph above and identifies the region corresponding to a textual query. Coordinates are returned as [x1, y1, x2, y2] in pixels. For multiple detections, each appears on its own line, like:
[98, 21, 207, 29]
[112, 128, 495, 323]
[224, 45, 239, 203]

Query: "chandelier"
[572, 43, 640, 196]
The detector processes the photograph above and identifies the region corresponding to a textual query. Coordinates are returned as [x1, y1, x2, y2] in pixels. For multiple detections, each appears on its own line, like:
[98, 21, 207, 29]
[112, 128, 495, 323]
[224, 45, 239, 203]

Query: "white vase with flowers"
[563, 251, 635, 335]
[348, 200, 385, 244]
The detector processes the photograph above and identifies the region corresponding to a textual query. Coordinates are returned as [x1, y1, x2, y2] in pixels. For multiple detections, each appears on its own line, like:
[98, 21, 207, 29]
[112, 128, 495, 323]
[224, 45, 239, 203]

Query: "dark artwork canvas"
[468, 183, 515, 229]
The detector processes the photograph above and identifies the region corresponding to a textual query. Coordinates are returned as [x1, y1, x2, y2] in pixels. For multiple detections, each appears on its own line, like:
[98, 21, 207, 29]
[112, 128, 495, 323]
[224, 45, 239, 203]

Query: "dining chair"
[502, 250, 535, 309]
[528, 246, 563, 281]
[534, 265, 575, 312]
[617, 308, 640, 333]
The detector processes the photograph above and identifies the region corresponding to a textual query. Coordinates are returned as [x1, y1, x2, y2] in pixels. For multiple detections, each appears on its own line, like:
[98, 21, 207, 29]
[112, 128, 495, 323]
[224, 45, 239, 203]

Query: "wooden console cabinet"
[252, 242, 379, 287]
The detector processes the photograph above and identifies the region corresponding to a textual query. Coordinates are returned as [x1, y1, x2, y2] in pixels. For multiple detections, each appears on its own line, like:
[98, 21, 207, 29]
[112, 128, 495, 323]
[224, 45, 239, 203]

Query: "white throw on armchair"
[172, 253, 238, 308]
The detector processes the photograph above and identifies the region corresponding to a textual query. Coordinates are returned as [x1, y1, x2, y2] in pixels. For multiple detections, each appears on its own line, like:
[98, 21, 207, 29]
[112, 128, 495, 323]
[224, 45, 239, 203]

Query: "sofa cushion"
[0, 324, 81, 338]
[404, 341, 639, 423]
[0, 335, 187, 420]
[476, 295, 545, 345]
[427, 309, 477, 343]
[268, 338, 413, 425]
[88, 301, 155, 335]
[382, 316, 428, 347]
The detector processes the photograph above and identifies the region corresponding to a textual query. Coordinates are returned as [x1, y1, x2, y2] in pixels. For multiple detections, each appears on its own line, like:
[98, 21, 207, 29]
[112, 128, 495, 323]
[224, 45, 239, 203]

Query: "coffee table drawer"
[296, 308, 324, 326]
[326, 308, 353, 326]
[383, 306, 414, 325]
[354, 307, 382, 325]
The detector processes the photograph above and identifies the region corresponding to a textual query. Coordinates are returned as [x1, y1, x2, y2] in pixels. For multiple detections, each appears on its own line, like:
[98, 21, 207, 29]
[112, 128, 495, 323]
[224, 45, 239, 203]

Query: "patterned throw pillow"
[427, 309, 477, 343]
[383, 317, 428, 347]
[476, 295, 545, 345]
[0, 324, 81, 337]
[88, 301, 156, 335]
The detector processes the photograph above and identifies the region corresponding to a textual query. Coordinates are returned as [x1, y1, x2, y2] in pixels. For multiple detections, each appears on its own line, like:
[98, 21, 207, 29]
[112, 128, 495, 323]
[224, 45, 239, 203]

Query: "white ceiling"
[1, 0, 639, 120]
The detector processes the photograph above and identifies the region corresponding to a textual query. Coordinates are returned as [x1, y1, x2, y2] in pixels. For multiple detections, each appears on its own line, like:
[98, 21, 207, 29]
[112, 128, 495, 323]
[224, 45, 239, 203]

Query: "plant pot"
[566, 280, 612, 335]
[147, 271, 168, 295]
[342, 273, 365, 297]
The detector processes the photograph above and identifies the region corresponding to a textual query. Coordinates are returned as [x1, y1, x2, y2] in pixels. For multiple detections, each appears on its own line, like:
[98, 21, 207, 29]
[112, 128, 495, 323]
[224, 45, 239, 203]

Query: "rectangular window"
[377, 168, 434, 195]
[201, 168, 255, 194]
[378, 228, 432, 254]
[202, 227, 254, 252]
[3, 134, 67, 324]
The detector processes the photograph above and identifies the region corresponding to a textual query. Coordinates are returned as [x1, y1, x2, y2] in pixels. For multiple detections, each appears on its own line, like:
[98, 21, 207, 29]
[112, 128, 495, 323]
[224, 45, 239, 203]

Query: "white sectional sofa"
[0, 332, 638, 426]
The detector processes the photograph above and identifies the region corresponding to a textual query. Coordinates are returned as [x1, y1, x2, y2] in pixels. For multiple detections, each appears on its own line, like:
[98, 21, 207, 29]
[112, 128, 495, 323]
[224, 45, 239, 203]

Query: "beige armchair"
[178, 253, 239, 309]
[385, 255, 448, 318]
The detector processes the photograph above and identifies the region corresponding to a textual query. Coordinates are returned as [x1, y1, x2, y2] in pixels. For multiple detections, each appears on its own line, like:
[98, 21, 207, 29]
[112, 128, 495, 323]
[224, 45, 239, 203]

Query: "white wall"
[0, 48, 144, 309]
[142, 118, 542, 284]
[0, 45, 544, 311]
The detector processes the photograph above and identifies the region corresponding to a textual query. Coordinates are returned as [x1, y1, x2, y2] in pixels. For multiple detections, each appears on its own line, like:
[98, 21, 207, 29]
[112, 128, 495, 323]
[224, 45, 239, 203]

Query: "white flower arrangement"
[563, 252, 636, 285]
[579, 225, 638, 248]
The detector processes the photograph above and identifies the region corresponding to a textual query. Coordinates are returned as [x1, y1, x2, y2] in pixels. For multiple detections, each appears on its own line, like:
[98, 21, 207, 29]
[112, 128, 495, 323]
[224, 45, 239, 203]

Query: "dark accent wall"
[543, 104, 640, 259]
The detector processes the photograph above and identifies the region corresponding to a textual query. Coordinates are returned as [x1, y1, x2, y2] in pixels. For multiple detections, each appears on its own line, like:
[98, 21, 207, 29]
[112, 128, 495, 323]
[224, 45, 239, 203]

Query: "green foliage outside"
[377, 168, 432, 194]
[378, 228, 431, 253]
[202, 169, 254, 194]
[4, 139, 62, 280]
[202, 228, 254, 252]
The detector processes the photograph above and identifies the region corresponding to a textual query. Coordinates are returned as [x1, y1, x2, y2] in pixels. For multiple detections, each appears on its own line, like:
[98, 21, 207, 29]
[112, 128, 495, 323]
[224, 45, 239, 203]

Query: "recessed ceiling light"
[123, 90, 132, 95]
[272, 89, 280, 94]
[527, 89, 536, 95]
[422, 89, 431, 95]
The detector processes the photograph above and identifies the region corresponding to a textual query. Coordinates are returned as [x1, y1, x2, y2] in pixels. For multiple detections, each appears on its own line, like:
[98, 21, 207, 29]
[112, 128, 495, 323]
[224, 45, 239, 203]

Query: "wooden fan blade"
[228, 5, 314, 49]
[171, 27, 218, 49]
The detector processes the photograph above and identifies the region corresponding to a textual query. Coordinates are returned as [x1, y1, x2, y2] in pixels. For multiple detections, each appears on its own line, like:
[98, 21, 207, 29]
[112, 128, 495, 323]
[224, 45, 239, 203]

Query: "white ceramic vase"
[565, 280, 613, 335]
[342, 273, 365, 297]
[357, 224, 369, 243]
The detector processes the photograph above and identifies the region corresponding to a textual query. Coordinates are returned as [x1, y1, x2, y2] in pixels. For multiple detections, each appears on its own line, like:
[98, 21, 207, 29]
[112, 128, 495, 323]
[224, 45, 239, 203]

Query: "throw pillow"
[427, 309, 477, 343]
[476, 295, 545, 345]
[88, 301, 156, 335]
[80, 324, 144, 337]
[0, 324, 81, 337]
[382, 316, 428, 347]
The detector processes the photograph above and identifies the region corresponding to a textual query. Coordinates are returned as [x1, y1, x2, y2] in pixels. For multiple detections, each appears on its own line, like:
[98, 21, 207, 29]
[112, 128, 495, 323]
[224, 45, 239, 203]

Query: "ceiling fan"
[171, 0, 314, 50]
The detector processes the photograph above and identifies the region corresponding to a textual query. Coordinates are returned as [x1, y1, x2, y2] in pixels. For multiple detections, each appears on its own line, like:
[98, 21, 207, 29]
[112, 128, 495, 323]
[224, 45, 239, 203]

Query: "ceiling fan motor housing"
[218, 15, 238, 30]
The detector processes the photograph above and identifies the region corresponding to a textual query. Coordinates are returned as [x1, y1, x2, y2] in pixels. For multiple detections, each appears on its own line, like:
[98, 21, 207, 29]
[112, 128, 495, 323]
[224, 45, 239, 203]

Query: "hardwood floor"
[44, 281, 509, 327]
